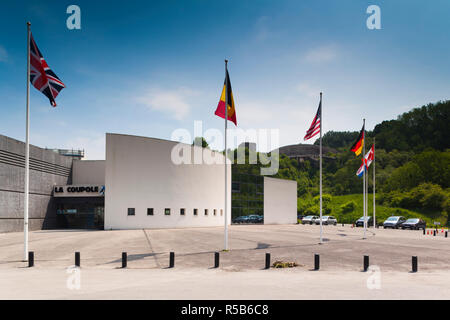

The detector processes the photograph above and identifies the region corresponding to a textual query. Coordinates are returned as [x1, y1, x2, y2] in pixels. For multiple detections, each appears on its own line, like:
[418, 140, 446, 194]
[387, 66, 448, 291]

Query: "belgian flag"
[350, 124, 365, 156]
[215, 68, 237, 126]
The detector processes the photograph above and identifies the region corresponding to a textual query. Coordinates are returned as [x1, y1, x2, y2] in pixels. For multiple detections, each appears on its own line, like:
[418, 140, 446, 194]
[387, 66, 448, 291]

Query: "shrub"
[314, 194, 332, 205]
[272, 261, 298, 268]
[340, 200, 356, 213]
[418, 184, 446, 210]
[305, 205, 319, 215]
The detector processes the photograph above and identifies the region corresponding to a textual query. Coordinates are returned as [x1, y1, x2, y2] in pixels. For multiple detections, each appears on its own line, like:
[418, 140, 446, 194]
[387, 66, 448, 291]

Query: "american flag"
[30, 33, 65, 107]
[303, 101, 321, 141]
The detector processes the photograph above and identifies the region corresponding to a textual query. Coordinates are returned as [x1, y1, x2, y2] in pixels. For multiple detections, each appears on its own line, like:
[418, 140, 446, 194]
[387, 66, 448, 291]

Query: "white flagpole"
[224, 59, 229, 251]
[24, 21, 31, 261]
[363, 119, 366, 239]
[319, 92, 323, 244]
[366, 160, 369, 230]
[373, 138, 376, 229]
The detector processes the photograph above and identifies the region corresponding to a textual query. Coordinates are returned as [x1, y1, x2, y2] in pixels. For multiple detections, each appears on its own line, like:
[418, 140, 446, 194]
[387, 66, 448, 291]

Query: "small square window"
[214, 209, 217, 216]
[193, 208, 198, 216]
[165, 208, 170, 215]
[127, 208, 135, 216]
[180, 208, 185, 215]
[147, 208, 153, 216]
[204, 209, 208, 216]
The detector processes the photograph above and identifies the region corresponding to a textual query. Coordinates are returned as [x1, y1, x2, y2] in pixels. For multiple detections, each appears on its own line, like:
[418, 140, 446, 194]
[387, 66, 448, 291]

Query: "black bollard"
[214, 252, 220, 268]
[28, 251, 34, 267]
[75, 252, 80, 267]
[363, 255, 369, 272]
[169, 252, 175, 268]
[412, 256, 418, 272]
[446, 231, 448, 238]
[122, 252, 127, 268]
[265, 253, 270, 269]
[314, 254, 320, 270]
[433, 230, 436, 236]
[423, 229, 425, 235]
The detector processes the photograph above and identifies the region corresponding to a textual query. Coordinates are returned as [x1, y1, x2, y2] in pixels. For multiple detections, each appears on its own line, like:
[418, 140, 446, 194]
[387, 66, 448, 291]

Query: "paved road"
[0, 224, 449, 299]
[1, 268, 449, 300]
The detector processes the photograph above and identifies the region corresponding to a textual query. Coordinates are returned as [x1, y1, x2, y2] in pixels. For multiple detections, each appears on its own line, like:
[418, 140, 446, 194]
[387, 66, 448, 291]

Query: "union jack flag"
[304, 100, 321, 141]
[30, 33, 65, 107]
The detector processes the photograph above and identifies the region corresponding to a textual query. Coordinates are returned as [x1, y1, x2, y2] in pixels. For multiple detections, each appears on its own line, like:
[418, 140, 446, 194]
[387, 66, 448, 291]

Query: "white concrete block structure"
[104, 133, 231, 229]
[72, 160, 105, 185]
[0, 132, 297, 231]
[263, 177, 297, 224]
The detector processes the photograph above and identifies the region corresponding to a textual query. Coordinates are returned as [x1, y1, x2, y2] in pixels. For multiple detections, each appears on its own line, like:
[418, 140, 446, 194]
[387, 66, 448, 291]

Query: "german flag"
[215, 69, 237, 126]
[350, 124, 364, 156]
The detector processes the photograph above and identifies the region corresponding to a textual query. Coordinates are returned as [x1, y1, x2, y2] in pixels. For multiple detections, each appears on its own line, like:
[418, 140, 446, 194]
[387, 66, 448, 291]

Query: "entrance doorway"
[55, 197, 104, 229]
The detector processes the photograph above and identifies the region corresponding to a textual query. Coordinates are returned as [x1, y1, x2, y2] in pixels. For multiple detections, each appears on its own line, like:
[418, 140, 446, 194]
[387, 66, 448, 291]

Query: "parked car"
[383, 216, 406, 229]
[302, 215, 318, 225]
[297, 214, 305, 221]
[355, 216, 373, 227]
[232, 216, 249, 224]
[315, 216, 337, 226]
[247, 215, 263, 223]
[401, 218, 426, 230]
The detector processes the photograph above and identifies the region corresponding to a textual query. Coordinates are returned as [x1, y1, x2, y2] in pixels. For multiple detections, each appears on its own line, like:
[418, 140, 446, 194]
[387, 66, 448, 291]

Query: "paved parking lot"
[0, 224, 449, 299]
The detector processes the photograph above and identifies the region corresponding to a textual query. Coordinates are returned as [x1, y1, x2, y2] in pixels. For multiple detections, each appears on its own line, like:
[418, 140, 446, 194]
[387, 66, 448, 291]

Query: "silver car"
[383, 216, 406, 229]
[302, 215, 318, 225]
[315, 216, 337, 225]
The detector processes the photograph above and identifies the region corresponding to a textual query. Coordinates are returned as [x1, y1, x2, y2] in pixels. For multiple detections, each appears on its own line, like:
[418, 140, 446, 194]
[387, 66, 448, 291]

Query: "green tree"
[192, 137, 209, 148]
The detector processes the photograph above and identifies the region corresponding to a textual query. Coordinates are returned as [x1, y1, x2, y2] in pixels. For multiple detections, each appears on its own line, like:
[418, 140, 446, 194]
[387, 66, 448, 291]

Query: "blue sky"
[1, 0, 449, 159]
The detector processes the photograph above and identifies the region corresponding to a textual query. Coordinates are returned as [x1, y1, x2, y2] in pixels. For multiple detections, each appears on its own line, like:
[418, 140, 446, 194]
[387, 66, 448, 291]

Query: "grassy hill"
[298, 194, 446, 227]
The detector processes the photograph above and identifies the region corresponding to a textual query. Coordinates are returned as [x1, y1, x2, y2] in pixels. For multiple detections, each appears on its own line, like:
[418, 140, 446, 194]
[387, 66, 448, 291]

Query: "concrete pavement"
[0, 224, 449, 299]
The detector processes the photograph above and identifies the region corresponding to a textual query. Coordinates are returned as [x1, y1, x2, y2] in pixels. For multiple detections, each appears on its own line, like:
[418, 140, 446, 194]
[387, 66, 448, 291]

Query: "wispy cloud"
[135, 87, 200, 121]
[63, 132, 105, 160]
[254, 16, 274, 42]
[234, 97, 315, 151]
[0, 46, 8, 62]
[303, 44, 338, 63]
[296, 82, 321, 98]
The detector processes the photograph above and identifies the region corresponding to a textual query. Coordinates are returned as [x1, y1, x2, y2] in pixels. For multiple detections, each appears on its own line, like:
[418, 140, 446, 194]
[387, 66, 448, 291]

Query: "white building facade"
[0, 132, 297, 231]
[104, 133, 231, 229]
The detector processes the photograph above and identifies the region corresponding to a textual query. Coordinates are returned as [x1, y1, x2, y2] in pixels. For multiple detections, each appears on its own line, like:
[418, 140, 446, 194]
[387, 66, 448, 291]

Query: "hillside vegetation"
[225, 100, 449, 226]
[286, 100, 450, 226]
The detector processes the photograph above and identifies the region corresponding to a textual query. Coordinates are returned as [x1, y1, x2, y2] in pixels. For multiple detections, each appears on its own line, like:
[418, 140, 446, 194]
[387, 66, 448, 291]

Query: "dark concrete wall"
[0, 134, 73, 232]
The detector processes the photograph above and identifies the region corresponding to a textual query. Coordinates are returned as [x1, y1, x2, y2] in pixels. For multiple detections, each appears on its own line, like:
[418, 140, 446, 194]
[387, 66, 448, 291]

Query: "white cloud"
[0, 46, 8, 62]
[135, 87, 199, 121]
[296, 82, 321, 98]
[254, 16, 273, 42]
[63, 132, 105, 160]
[304, 44, 338, 63]
[232, 97, 317, 151]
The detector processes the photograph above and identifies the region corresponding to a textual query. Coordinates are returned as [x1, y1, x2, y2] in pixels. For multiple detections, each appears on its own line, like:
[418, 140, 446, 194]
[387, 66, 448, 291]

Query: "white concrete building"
[0, 132, 297, 231]
[263, 177, 297, 225]
[104, 133, 231, 229]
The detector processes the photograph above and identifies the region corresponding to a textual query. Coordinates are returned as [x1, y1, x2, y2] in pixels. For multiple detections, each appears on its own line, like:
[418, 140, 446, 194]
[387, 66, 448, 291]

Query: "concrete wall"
[0, 134, 73, 232]
[263, 177, 297, 225]
[105, 133, 231, 229]
[72, 160, 105, 185]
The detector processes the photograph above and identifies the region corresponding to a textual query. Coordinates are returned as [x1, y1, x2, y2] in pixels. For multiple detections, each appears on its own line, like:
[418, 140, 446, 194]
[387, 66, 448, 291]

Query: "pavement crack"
[142, 229, 161, 268]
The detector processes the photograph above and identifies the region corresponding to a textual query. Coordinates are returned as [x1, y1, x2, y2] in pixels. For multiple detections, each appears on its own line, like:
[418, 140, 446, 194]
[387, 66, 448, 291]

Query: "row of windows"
[127, 208, 223, 216]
